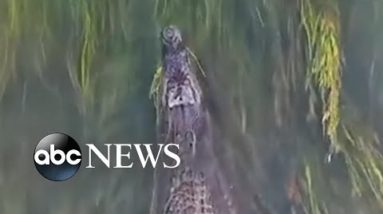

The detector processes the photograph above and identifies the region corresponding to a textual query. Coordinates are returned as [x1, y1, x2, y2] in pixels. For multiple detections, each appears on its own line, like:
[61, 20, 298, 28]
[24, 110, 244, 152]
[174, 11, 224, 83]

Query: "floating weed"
[149, 65, 163, 109]
[0, 0, 24, 100]
[300, 1, 383, 212]
[302, 162, 329, 214]
[301, 0, 342, 150]
[340, 121, 383, 207]
[186, 47, 207, 77]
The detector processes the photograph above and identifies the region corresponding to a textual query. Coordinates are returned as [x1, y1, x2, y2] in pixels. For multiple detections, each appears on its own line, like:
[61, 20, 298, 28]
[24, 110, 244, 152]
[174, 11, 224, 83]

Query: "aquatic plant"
[0, 0, 382, 213]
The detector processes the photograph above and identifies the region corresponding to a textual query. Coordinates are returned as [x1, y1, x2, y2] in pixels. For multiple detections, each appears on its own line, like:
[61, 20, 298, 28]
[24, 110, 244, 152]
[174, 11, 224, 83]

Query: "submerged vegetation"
[301, 0, 342, 149]
[0, 0, 383, 213]
[301, 1, 383, 211]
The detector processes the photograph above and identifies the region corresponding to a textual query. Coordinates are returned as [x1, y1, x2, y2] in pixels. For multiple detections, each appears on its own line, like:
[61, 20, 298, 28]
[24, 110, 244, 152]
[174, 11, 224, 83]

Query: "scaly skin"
[150, 25, 237, 214]
[163, 167, 214, 214]
[160, 26, 202, 152]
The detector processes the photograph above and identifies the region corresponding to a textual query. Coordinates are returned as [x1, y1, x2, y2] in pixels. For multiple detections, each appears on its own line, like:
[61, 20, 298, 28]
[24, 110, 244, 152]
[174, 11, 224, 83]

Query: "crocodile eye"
[164, 28, 173, 40]
[184, 79, 191, 85]
[162, 25, 182, 48]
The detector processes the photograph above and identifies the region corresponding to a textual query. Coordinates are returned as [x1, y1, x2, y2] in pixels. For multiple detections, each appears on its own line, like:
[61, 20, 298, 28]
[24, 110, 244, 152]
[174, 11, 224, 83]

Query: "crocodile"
[150, 25, 238, 214]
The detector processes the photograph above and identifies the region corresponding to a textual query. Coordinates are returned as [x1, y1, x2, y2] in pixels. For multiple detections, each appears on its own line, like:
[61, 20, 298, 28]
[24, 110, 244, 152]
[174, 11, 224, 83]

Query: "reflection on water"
[0, 0, 383, 213]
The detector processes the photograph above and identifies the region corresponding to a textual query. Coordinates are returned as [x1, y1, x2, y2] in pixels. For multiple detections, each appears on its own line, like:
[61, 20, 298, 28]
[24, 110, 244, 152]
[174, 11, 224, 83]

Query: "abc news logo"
[34, 133, 180, 181]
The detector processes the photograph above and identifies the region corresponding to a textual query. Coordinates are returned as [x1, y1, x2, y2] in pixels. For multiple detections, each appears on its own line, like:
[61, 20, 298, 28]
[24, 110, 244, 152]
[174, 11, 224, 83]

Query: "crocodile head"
[161, 25, 184, 52]
[160, 25, 202, 109]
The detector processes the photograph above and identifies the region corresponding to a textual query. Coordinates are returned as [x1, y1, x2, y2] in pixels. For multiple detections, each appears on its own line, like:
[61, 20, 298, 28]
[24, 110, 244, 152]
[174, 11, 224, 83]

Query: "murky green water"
[0, 0, 383, 213]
